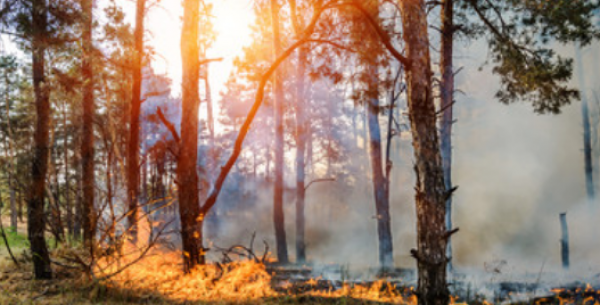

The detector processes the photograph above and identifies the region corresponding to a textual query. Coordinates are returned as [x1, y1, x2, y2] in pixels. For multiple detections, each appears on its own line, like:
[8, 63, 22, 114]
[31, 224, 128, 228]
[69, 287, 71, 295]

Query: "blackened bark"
[270, 0, 289, 264]
[440, 0, 455, 275]
[29, 0, 52, 280]
[559, 213, 569, 270]
[179, 0, 204, 272]
[398, 0, 449, 304]
[575, 46, 594, 202]
[81, 0, 96, 245]
[127, 0, 145, 242]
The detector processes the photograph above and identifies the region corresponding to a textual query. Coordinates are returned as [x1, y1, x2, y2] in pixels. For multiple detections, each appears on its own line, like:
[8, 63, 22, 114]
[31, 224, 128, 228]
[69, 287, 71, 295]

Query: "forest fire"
[1, 0, 600, 304]
[94, 243, 421, 304]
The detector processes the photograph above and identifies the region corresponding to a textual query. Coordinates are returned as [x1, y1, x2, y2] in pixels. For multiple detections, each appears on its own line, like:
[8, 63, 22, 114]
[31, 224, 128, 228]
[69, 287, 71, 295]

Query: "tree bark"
[81, 0, 96, 246]
[289, 0, 308, 264]
[440, 0, 455, 275]
[575, 45, 594, 203]
[367, 89, 394, 269]
[398, 0, 449, 304]
[29, 0, 52, 279]
[127, 0, 146, 242]
[559, 212, 569, 270]
[294, 47, 308, 263]
[63, 104, 73, 236]
[4, 74, 17, 232]
[179, 0, 204, 272]
[270, 0, 289, 264]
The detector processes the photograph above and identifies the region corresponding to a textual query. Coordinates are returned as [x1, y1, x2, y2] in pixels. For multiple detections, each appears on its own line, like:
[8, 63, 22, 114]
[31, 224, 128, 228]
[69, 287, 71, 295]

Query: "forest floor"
[0, 221, 400, 305]
[1, 216, 596, 305]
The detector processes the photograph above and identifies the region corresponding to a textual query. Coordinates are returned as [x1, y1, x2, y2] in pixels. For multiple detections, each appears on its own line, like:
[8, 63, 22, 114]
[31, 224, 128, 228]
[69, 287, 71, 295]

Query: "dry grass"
[0, 249, 407, 305]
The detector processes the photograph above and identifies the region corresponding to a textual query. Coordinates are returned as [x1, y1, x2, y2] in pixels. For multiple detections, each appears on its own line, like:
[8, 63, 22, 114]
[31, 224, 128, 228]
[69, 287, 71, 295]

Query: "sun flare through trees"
[1, 0, 600, 305]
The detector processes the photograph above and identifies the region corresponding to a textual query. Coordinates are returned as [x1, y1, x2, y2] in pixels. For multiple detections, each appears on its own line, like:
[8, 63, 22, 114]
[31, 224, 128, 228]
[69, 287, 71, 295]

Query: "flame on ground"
[93, 243, 426, 304]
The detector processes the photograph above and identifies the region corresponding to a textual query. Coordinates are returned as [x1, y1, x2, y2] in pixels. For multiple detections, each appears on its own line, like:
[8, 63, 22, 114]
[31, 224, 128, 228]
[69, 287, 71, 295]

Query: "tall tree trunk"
[367, 81, 394, 269]
[289, 0, 308, 263]
[73, 150, 83, 240]
[63, 104, 73, 236]
[29, 0, 52, 279]
[294, 46, 308, 263]
[575, 45, 594, 202]
[270, 0, 288, 264]
[4, 76, 17, 231]
[440, 0, 455, 275]
[398, 0, 450, 304]
[205, 72, 215, 145]
[179, 0, 204, 272]
[127, 0, 146, 242]
[81, 0, 96, 245]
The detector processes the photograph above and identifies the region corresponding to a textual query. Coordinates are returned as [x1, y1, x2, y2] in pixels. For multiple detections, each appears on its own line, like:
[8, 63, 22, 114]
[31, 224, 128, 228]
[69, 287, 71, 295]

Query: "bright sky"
[127, 0, 255, 97]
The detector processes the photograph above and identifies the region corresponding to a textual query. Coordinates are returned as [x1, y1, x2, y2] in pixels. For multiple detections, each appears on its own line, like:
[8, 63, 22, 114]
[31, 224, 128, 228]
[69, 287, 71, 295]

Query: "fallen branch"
[305, 178, 336, 191]
[0, 214, 19, 268]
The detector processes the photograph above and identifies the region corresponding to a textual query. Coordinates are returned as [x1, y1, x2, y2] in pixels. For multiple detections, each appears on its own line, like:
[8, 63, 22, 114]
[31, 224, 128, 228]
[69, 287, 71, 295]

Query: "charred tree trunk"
[559, 212, 569, 270]
[270, 0, 289, 264]
[440, 0, 455, 275]
[179, 0, 204, 272]
[398, 0, 450, 304]
[29, 0, 52, 279]
[81, 0, 96, 246]
[575, 45, 594, 203]
[127, 0, 146, 242]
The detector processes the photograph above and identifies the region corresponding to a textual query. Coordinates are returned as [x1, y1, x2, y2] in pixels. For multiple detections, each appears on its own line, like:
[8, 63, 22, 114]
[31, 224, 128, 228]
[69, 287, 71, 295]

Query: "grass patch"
[2, 229, 29, 248]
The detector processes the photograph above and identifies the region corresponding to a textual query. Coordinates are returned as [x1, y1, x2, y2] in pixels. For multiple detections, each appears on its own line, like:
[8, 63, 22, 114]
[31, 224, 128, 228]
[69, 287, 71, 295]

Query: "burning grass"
[92, 243, 418, 304]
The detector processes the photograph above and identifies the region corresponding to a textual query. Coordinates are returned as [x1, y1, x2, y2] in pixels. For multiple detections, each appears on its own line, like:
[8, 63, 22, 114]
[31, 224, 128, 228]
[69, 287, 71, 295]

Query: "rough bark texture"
[179, 0, 204, 272]
[398, 0, 449, 304]
[127, 0, 145, 242]
[440, 0, 455, 275]
[81, 0, 96, 245]
[270, 0, 289, 265]
[29, 0, 52, 280]
[575, 46, 594, 202]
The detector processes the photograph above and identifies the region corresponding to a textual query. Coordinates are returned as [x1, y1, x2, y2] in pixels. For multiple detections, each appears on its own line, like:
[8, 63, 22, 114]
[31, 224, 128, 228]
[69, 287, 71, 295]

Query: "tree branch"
[156, 106, 180, 144]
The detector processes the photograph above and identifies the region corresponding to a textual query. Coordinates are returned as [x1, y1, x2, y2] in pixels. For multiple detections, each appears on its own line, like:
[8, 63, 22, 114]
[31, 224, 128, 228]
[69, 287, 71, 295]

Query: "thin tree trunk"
[81, 0, 96, 245]
[4, 84, 17, 231]
[363, 1, 393, 270]
[440, 0, 455, 275]
[127, 0, 146, 242]
[294, 47, 308, 263]
[367, 84, 394, 269]
[270, 0, 288, 264]
[63, 104, 73, 236]
[179, 0, 204, 272]
[575, 45, 594, 202]
[289, 0, 308, 263]
[398, 0, 450, 303]
[29, 0, 52, 279]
